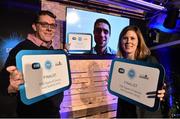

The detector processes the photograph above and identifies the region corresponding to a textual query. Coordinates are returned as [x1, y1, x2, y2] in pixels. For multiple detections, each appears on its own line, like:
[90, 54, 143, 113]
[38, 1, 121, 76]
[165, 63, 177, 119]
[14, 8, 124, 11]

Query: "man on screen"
[90, 18, 116, 55]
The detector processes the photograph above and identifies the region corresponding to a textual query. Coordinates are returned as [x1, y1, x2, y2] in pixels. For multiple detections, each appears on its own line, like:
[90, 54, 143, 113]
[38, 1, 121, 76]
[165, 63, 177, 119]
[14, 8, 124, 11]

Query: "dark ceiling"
[49, 0, 179, 20]
[0, 0, 179, 20]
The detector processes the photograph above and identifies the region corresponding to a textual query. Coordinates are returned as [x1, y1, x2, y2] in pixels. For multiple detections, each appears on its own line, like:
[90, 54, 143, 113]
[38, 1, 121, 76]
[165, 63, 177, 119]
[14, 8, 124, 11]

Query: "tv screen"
[66, 7, 130, 54]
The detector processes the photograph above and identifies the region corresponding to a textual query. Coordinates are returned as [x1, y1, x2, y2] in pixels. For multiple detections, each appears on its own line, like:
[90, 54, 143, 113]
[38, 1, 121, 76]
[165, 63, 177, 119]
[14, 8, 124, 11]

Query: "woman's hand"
[157, 89, 165, 101]
[157, 83, 166, 101]
[6, 66, 24, 93]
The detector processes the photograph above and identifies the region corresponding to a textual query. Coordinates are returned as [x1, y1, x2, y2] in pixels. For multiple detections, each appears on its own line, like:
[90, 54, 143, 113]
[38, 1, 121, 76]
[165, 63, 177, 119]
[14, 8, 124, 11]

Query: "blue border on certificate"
[108, 58, 165, 111]
[16, 50, 71, 105]
[67, 32, 92, 54]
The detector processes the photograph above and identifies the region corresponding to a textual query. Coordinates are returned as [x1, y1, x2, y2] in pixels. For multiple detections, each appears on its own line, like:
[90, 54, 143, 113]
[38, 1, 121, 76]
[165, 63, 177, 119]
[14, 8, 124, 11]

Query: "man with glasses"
[0, 10, 63, 117]
[90, 18, 116, 55]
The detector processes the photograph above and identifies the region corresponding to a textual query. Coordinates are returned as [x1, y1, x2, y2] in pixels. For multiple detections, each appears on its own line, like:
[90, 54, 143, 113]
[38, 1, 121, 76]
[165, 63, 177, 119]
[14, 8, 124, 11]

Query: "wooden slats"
[60, 59, 118, 118]
[81, 110, 117, 118]
[61, 103, 117, 118]
[64, 85, 108, 95]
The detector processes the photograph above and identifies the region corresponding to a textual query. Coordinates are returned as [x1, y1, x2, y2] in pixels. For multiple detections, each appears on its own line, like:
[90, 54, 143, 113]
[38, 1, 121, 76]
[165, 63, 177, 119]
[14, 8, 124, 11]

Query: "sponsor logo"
[78, 37, 82, 41]
[45, 60, 52, 70]
[55, 61, 62, 66]
[118, 68, 125, 73]
[72, 37, 76, 40]
[139, 74, 149, 80]
[128, 69, 135, 79]
[32, 62, 40, 69]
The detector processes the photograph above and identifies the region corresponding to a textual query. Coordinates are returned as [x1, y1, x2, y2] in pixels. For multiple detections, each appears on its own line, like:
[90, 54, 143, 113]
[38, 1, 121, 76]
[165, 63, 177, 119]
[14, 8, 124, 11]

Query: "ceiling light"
[127, 0, 166, 11]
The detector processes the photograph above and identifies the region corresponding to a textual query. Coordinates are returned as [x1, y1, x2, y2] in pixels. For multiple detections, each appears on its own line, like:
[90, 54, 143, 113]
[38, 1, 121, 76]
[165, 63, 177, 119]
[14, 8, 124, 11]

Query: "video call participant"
[90, 18, 116, 55]
[116, 25, 166, 118]
[0, 10, 63, 117]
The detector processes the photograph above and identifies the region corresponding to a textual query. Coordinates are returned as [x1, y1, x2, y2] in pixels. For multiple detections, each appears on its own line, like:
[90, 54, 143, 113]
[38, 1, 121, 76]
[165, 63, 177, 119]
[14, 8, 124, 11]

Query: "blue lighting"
[0, 33, 23, 64]
[168, 87, 173, 108]
[155, 47, 173, 108]
[149, 24, 177, 33]
[148, 13, 180, 33]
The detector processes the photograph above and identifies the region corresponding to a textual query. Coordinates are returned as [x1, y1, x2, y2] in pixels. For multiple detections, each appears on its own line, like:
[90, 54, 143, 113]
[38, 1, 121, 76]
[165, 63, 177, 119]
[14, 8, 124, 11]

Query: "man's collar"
[27, 34, 52, 48]
[94, 45, 107, 55]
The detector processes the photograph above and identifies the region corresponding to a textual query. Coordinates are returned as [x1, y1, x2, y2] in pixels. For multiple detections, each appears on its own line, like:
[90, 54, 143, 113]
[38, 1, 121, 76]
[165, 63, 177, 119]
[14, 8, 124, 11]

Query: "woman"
[116, 25, 165, 118]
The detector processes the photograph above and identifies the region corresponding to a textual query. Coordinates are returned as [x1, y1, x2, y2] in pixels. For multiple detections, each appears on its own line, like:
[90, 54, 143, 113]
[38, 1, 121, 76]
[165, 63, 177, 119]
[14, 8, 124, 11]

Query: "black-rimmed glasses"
[36, 22, 57, 29]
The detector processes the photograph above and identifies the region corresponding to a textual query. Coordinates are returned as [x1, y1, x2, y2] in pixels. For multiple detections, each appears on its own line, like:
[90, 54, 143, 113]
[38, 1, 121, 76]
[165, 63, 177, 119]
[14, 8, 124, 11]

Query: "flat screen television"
[66, 7, 130, 54]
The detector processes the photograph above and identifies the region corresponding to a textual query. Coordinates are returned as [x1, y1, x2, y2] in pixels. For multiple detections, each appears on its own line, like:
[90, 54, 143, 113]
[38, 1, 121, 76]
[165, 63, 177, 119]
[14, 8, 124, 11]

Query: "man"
[90, 18, 116, 55]
[0, 10, 63, 117]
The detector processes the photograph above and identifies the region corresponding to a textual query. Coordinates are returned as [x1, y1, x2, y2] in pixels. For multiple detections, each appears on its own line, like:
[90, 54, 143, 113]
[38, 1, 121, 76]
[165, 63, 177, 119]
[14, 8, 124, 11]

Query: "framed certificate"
[67, 33, 92, 53]
[16, 50, 71, 105]
[108, 58, 165, 111]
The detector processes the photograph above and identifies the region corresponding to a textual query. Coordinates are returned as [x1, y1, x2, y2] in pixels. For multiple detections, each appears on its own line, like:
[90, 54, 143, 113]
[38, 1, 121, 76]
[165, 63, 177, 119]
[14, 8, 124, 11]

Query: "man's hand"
[6, 66, 24, 93]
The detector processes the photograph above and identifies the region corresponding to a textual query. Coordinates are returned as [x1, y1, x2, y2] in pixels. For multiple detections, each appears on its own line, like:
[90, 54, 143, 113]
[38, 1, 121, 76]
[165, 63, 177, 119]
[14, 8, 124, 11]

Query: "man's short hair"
[33, 10, 56, 23]
[94, 18, 111, 34]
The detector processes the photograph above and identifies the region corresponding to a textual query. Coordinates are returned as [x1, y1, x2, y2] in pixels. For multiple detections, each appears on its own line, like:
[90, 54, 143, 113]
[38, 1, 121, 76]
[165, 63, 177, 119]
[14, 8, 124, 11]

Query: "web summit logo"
[128, 69, 135, 79]
[45, 60, 52, 70]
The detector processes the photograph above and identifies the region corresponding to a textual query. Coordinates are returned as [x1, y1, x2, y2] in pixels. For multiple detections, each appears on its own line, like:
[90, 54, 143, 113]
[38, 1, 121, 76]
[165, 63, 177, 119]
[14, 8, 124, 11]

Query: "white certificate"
[68, 33, 92, 53]
[16, 50, 71, 105]
[108, 58, 165, 111]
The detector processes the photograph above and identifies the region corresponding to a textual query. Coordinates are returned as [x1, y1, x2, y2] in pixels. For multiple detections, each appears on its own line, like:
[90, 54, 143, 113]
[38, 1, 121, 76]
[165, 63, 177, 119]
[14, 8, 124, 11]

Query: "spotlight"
[163, 8, 179, 29]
